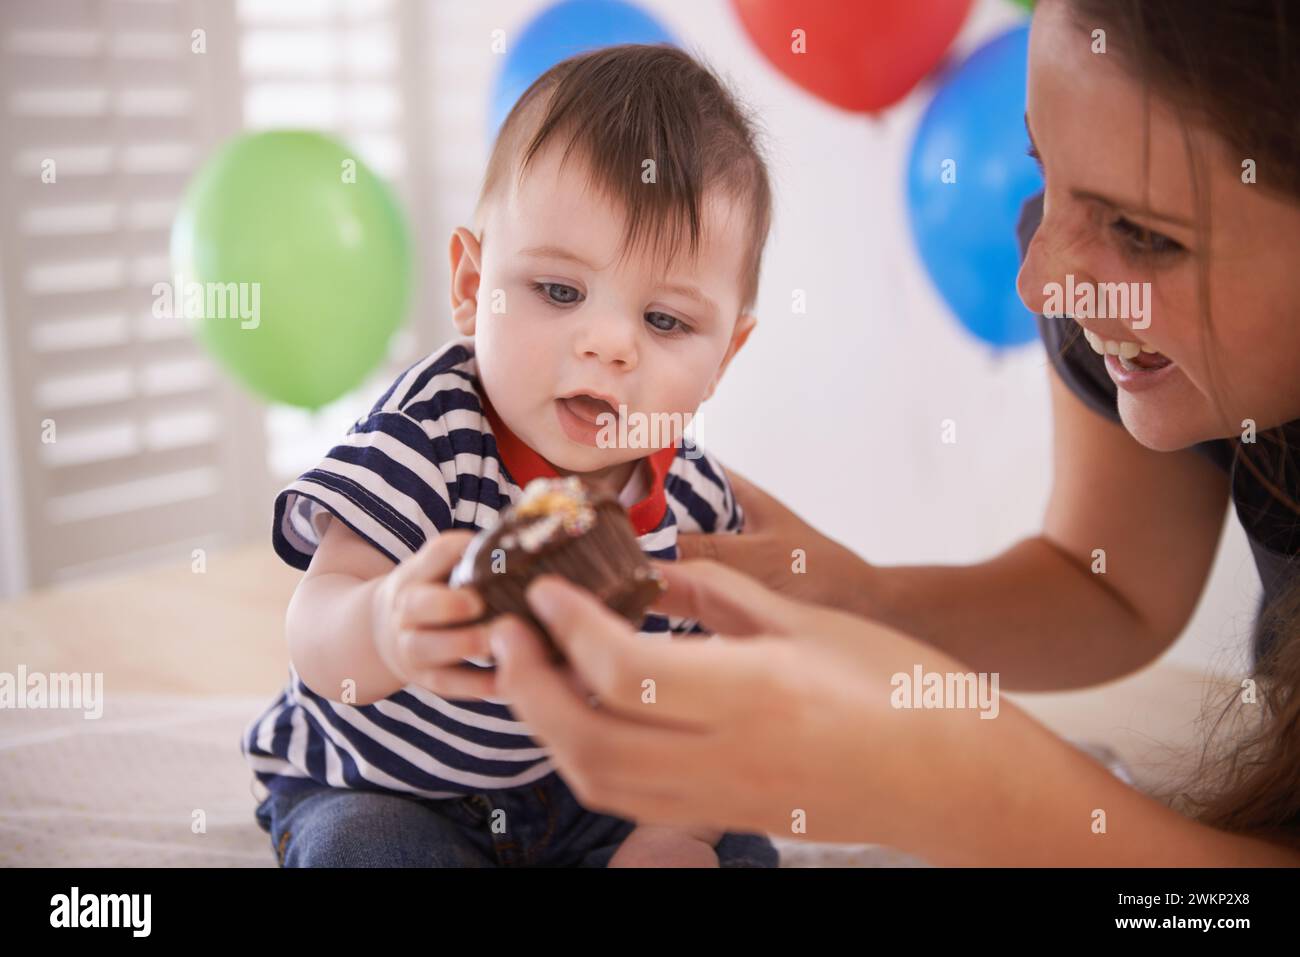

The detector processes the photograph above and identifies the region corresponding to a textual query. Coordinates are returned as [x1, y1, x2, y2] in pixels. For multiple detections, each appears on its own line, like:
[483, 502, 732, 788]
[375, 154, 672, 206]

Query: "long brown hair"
[1061, 0, 1300, 845]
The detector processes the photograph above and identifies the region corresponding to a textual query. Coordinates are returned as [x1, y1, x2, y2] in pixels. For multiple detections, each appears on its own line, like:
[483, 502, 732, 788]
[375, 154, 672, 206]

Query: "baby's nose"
[576, 319, 638, 368]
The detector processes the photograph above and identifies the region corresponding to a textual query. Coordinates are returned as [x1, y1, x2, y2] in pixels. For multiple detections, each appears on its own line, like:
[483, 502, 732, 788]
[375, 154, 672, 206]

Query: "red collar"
[481, 393, 677, 536]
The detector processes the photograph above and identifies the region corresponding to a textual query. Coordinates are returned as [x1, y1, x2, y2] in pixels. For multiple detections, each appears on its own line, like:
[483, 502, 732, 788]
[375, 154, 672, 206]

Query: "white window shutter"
[0, 0, 437, 591]
[234, 0, 438, 485]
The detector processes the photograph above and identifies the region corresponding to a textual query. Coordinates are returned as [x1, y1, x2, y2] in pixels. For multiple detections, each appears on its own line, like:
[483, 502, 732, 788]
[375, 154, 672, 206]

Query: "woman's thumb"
[489, 615, 547, 689]
[675, 529, 741, 563]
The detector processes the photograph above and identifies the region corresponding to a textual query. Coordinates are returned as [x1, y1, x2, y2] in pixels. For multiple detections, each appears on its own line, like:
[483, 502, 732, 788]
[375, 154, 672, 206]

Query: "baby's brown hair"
[476, 43, 772, 313]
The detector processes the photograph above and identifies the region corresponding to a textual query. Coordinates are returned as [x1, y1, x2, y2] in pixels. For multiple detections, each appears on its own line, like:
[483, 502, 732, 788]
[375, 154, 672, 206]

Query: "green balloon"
[171, 131, 410, 410]
[1009, 0, 1036, 11]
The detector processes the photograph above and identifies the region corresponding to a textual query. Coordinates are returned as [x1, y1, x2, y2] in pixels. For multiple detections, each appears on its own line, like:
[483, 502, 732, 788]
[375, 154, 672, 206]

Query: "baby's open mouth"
[558, 393, 618, 425]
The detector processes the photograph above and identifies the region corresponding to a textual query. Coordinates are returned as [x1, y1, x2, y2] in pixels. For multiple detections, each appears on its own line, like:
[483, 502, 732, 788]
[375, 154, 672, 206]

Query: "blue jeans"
[254, 773, 779, 867]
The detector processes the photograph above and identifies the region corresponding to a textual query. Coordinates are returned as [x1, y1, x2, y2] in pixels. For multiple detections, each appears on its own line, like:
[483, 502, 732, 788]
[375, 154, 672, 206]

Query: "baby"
[243, 44, 775, 867]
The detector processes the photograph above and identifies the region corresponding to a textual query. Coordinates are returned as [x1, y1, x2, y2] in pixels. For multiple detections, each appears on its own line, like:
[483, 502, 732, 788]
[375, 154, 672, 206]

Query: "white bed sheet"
[0, 693, 924, 868]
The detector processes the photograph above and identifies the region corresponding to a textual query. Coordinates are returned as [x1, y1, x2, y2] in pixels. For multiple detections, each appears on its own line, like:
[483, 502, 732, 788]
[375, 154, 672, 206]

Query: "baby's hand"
[369, 531, 497, 700]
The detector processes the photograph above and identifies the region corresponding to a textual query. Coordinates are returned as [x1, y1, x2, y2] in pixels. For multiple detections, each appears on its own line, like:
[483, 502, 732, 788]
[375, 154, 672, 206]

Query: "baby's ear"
[449, 226, 483, 335]
[702, 312, 757, 402]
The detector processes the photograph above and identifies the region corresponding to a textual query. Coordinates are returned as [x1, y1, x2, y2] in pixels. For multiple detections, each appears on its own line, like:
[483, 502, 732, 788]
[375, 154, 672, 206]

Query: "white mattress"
[0, 693, 926, 867]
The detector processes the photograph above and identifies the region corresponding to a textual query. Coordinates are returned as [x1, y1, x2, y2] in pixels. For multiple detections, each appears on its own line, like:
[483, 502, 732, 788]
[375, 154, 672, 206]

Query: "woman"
[474, 0, 1300, 864]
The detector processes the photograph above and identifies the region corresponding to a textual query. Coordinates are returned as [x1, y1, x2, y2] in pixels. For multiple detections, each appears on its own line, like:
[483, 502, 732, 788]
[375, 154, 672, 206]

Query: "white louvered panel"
[35, 366, 135, 409]
[46, 482, 227, 578]
[34, 405, 218, 464]
[235, 0, 437, 483]
[29, 312, 131, 352]
[0, 0, 269, 591]
[50, 475, 221, 527]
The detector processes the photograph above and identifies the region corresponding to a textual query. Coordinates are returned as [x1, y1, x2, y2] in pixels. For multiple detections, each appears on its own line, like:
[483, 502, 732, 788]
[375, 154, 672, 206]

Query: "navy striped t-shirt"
[240, 337, 743, 800]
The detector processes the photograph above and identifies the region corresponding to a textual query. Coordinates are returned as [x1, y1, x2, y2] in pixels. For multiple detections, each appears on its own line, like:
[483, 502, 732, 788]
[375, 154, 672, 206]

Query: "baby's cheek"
[656, 378, 713, 423]
[476, 304, 530, 364]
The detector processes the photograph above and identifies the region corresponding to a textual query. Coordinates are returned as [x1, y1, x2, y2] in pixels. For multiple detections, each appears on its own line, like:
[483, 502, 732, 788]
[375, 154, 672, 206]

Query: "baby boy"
[243, 43, 776, 867]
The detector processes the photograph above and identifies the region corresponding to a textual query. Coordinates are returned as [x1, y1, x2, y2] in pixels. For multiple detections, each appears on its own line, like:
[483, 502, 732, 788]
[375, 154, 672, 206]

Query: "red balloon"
[730, 0, 973, 113]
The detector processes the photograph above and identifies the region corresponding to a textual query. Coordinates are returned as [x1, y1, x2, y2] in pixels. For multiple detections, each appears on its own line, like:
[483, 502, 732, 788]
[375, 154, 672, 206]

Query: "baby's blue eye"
[536, 282, 581, 305]
[645, 311, 685, 335]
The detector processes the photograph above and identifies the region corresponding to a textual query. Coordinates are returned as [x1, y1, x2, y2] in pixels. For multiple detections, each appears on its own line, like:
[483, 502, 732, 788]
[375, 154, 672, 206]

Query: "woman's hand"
[487, 558, 971, 849]
[679, 467, 877, 615]
[488, 558, 1279, 865]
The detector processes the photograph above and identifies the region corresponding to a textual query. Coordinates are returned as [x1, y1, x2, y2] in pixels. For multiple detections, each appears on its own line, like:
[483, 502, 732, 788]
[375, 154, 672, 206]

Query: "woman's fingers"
[488, 614, 709, 815]
[491, 610, 799, 835]
[675, 528, 746, 565]
[487, 616, 628, 739]
[516, 577, 746, 723]
[649, 558, 808, 637]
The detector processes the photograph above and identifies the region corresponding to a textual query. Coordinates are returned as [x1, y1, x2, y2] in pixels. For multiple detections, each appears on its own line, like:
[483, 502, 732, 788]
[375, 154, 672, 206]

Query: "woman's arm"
[489, 561, 1300, 866]
[684, 368, 1230, 691]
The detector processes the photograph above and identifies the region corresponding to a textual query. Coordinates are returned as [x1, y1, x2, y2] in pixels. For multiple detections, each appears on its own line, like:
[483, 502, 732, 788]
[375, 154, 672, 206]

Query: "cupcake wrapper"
[458, 500, 664, 660]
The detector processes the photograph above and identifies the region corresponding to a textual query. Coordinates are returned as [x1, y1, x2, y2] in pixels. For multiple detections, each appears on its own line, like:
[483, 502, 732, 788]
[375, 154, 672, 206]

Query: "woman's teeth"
[1081, 329, 1157, 359]
[1081, 328, 1173, 373]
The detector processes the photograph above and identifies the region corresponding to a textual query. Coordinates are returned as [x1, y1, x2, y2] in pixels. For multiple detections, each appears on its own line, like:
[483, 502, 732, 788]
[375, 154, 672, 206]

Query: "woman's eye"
[645, 311, 688, 335]
[1110, 217, 1184, 258]
[533, 282, 582, 305]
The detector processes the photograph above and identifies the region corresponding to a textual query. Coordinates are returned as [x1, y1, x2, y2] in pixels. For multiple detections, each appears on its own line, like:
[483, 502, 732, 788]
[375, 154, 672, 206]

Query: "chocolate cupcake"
[449, 475, 665, 660]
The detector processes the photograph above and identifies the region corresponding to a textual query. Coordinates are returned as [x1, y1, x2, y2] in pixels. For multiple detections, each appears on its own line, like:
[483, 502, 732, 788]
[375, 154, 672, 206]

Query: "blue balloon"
[489, 0, 676, 140]
[907, 25, 1043, 348]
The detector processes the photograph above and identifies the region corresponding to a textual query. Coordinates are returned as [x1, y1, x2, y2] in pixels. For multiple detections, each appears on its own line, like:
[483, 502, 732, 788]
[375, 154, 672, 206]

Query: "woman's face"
[1017, 0, 1300, 451]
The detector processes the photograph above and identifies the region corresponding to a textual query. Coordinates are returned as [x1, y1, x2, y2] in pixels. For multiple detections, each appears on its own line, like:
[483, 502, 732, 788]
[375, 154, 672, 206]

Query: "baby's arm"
[286, 518, 490, 706]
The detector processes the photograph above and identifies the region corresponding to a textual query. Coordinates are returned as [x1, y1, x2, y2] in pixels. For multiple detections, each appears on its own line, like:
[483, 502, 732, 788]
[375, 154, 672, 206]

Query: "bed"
[0, 544, 1223, 867]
